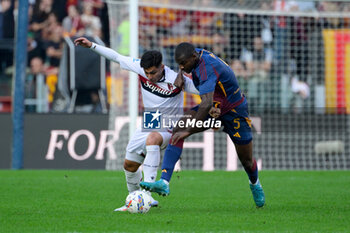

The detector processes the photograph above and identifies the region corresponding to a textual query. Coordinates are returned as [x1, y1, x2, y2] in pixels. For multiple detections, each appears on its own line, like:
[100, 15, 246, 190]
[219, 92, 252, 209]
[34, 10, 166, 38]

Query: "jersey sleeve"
[117, 55, 145, 76]
[183, 76, 199, 95]
[90, 42, 145, 76]
[197, 63, 217, 95]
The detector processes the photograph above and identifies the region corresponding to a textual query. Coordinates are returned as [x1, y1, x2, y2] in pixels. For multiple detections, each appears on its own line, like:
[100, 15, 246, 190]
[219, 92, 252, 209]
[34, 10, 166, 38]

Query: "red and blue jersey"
[191, 48, 245, 115]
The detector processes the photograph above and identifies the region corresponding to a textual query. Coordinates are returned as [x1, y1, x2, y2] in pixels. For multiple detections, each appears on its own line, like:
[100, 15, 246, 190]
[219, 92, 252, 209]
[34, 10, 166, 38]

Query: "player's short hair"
[175, 42, 195, 60]
[140, 50, 162, 69]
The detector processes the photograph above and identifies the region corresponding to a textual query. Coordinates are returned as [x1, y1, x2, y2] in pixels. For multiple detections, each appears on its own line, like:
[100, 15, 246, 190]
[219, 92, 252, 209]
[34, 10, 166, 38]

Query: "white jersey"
[90, 43, 198, 119]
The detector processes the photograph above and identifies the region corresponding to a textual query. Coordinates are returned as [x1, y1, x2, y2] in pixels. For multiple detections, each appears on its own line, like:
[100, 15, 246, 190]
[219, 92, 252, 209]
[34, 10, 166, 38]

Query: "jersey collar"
[158, 70, 166, 82]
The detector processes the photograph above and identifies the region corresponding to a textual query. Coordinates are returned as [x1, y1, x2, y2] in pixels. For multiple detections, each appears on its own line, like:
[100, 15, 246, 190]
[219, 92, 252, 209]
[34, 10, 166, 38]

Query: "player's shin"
[160, 138, 184, 182]
[244, 158, 258, 184]
[124, 168, 142, 193]
[143, 145, 160, 182]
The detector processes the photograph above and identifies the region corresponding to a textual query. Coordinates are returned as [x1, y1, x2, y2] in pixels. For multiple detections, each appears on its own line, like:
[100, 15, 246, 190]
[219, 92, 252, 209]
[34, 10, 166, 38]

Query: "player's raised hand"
[74, 37, 92, 48]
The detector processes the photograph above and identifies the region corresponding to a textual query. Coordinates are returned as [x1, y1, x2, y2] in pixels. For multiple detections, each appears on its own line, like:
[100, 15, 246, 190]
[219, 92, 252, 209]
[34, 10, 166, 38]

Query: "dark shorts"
[191, 98, 253, 145]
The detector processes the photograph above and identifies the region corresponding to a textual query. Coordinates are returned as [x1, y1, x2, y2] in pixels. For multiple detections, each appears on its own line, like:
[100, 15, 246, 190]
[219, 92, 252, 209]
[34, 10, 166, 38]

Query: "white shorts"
[125, 128, 172, 164]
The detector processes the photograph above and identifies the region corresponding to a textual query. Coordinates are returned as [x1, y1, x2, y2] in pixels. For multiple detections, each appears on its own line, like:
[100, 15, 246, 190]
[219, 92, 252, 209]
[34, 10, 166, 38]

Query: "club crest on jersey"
[167, 83, 175, 91]
[143, 109, 162, 129]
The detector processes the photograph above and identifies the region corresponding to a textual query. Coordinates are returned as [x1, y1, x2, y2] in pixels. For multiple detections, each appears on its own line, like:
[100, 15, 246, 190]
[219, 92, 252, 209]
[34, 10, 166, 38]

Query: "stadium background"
[0, 0, 349, 170]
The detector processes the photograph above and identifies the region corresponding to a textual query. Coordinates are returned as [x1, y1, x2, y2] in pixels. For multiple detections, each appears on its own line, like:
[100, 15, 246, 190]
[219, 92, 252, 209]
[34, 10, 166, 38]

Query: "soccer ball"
[125, 190, 152, 213]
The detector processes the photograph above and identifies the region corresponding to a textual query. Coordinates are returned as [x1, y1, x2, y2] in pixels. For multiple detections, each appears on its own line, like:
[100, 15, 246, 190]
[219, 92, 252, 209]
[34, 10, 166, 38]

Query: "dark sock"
[160, 138, 184, 182]
[244, 158, 258, 184]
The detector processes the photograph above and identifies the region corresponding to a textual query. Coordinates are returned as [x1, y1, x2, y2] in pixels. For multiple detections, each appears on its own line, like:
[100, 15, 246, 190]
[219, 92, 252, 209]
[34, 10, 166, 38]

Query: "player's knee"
[123, 160, 139, 172]
[145, 132, 163, 146]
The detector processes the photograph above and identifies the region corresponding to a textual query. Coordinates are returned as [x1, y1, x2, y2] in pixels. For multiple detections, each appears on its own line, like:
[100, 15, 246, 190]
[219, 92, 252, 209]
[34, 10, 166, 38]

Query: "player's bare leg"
[235, 142, 254, 172]
[235, 142, 265, 208]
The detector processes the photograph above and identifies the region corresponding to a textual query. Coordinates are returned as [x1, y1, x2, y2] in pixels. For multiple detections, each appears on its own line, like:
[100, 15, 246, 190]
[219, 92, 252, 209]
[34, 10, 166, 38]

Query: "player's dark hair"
[140, 50, 162, 69]
[175, 42, 195, 60]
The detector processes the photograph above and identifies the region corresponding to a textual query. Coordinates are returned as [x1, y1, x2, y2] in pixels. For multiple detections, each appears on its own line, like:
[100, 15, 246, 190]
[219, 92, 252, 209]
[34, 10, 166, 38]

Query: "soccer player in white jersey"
[74, 37, 201, 211]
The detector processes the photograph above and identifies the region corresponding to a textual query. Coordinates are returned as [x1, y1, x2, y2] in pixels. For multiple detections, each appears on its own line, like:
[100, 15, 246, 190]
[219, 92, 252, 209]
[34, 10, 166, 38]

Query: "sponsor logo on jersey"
[139, 75, 181, 98]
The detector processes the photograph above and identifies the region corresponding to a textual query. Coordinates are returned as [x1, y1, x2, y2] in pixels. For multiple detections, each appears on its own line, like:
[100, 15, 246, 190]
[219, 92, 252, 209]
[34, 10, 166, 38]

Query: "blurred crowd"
[0, 0, 109, 112]
[1, 0, 350, 113]
[1, 0, 109, 71]
[137, 0, 350, 112]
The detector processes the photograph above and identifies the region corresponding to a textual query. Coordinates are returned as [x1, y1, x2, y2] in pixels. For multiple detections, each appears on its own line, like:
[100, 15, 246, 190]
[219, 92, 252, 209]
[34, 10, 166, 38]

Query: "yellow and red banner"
[323, 29, 350, 114]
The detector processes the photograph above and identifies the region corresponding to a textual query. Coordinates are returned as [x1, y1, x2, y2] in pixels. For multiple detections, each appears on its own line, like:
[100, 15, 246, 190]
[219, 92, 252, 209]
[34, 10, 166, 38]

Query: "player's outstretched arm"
[74, 37, 121, 64]
[74, 37, 144, 75]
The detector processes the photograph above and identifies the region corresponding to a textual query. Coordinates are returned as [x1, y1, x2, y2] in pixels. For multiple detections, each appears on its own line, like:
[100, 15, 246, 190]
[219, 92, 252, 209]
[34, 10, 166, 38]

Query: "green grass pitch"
[1, 170, 349, 233]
